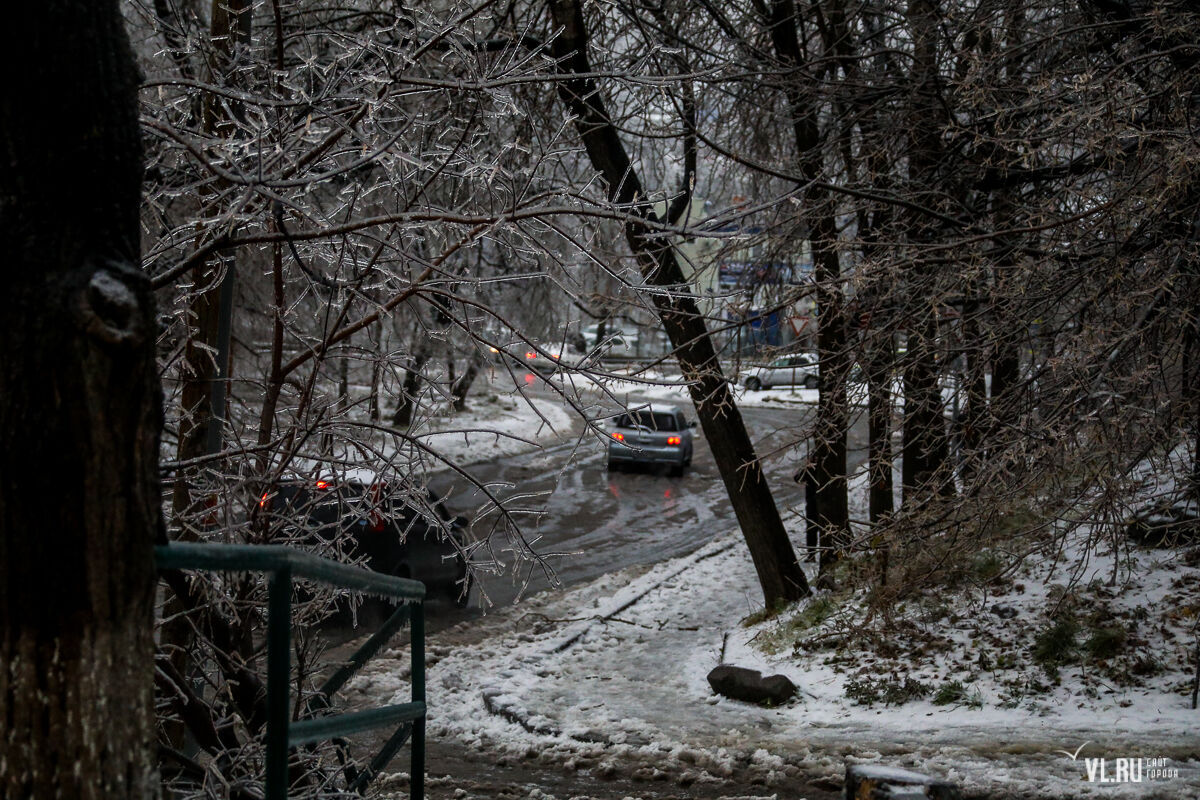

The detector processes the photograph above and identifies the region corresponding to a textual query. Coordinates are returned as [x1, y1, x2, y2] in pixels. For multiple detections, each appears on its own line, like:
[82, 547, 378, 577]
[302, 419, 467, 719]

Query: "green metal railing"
[156, 543, 426, 800]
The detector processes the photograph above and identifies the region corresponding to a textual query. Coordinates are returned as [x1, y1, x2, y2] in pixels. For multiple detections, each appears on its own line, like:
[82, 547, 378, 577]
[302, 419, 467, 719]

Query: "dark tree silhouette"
[0, 2, 161, 797]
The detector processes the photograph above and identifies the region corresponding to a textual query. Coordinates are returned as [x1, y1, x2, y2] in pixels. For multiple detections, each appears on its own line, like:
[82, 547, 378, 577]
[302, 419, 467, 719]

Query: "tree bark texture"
[549, 0, 810, 604]
[765, 0, 851, 573]
[0, 3, 161, 798]
[901, 0, 954, 504]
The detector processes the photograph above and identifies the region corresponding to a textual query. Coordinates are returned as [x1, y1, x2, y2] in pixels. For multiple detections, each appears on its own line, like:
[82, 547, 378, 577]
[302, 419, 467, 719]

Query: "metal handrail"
[156, 542, 426, 800]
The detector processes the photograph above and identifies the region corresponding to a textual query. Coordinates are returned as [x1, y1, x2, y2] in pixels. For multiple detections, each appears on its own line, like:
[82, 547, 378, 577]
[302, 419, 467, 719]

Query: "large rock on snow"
[844, 764, 960, 799]
[706, 665, 796, 705]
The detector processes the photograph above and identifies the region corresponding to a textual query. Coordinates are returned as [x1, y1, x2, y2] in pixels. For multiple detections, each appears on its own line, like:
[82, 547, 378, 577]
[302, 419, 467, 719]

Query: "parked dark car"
[606, 404, 695, 476]
[258, 479, 471, 605]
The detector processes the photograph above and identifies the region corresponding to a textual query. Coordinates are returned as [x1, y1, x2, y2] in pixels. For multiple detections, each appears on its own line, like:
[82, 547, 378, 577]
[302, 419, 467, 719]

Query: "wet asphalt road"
[427, 383, 870, 620]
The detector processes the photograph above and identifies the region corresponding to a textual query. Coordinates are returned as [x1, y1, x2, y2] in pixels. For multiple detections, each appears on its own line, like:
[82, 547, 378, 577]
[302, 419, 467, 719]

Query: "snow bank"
[348, 505, 1200, 798]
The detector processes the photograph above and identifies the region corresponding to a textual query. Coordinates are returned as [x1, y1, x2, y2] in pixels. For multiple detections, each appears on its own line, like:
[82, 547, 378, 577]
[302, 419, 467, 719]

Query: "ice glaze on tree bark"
[0, 2, 160, 797]
[548, 0, 810, 604]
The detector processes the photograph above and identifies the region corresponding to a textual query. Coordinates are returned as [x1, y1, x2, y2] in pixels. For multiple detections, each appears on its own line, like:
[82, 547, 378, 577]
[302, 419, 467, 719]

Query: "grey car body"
[743, 353, 819, 390]
[606, 404, 695, 475]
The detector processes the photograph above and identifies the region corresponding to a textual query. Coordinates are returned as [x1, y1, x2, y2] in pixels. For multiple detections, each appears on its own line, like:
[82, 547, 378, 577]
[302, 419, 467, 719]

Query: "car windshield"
[615, 411, 678, 431]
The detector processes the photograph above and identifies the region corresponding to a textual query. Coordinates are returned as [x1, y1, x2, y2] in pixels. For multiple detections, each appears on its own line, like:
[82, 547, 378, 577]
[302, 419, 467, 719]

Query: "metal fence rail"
[156, 542, 426, 800]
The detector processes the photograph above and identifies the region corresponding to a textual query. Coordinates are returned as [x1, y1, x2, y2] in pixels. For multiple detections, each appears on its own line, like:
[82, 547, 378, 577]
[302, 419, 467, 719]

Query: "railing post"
[410, 601, 425, 800]
[266, 567, 292, 800]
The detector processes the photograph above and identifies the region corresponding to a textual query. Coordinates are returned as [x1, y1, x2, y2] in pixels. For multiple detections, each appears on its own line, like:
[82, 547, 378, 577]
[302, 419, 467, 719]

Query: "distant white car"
[742, 353, 819, 391]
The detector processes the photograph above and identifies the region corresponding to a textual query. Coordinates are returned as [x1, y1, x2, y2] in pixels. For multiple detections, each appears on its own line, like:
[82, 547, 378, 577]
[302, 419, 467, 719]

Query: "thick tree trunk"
[0, 3, 160, 797]
[549, 0, 809, 604]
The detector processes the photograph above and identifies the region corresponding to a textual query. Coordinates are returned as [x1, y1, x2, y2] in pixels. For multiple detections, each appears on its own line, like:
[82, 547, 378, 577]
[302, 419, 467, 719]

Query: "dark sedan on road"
[606, 404, 696, 476]
[258, 479, 471, 604]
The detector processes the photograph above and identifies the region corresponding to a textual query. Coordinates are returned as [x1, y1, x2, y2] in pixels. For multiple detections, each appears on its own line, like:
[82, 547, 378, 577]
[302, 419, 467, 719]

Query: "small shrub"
[931, 679, 984, 708]
[970, 550, 1006, 584]
[1085, 626, 1127, 660]
[844, 674, 930, 707]
[933, 680, 967, 706]
[1033, 617, 1080, 666]
[1131, 654, 1162, 676]
[995, 651, 1018, 670]
[742, 599, 790, 627]
[754, 594, 840, 653]
[795, 594, 837, 629]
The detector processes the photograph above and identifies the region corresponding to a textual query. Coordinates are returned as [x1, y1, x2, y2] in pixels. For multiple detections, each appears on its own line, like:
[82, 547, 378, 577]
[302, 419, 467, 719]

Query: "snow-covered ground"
[349, 503, 1200, 799]
[414, 385, 575, 470]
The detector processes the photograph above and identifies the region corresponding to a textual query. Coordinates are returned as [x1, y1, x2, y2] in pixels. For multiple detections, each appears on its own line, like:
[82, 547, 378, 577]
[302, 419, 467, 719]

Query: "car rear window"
[616, 411, 678, 431]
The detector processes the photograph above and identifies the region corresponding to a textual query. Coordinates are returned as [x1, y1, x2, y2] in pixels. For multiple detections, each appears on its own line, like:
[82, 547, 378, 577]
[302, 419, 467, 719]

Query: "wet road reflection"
[425, 399, 868, 619]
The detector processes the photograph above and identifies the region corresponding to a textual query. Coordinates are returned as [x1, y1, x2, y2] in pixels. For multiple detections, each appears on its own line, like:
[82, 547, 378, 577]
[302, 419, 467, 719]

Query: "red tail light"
[315, 480, 331, 490]
[613, 432, 624, 441]
[259, 491, 271, 509]
[525, 351, 537, 360]
[667, 436, 681, 445]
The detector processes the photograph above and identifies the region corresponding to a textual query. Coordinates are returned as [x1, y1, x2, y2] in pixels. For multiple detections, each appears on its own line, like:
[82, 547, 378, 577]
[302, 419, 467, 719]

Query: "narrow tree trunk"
[901, 0, 954, 506]
[452, 349, 486, 412]
[764, 0, 850, 577]
[866, 340, 895, 522]
[172, 0, 252, 522]
[370, 322, 383, 422]
[393, 336, 433, 428]
[549, 0, 809, 604]
[902, 313, 953, 502]
[960, 299, 988, 489]
[0, 3, 160, 797]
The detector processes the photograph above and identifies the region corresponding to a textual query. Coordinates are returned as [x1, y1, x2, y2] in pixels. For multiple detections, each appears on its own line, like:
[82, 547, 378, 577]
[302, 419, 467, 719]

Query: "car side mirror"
[688, 420, 697, 429]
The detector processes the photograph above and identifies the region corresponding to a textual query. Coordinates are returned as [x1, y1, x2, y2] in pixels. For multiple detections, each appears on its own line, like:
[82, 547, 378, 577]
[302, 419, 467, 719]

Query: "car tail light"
[526, 351, 537, 360]
[667, 436, 681, 445]
[259, 491, 271, 509]
[315, 480, 331, 490]
[613, 432, 624, 441]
